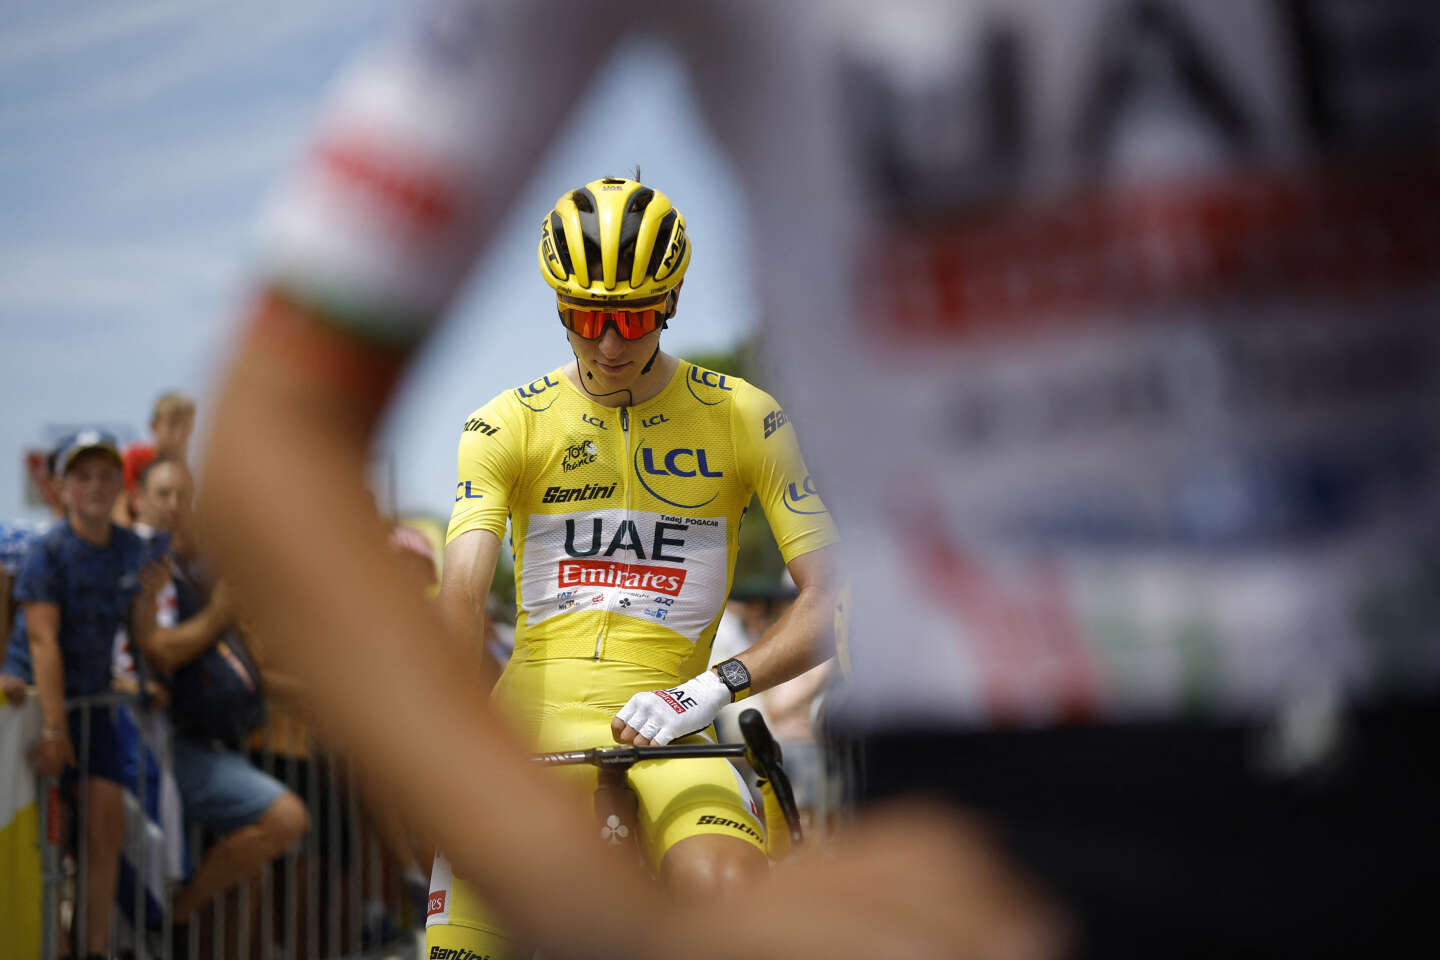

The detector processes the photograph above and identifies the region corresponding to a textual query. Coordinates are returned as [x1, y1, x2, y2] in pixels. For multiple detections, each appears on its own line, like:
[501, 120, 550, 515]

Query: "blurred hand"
[0, 673, 27, 706]
[209, 579, 239, 626]
[144, 677, 171, 708]
[138, 558, 170, 597]
[677, 802, 1068, 960]
[29, 732, 75, 778]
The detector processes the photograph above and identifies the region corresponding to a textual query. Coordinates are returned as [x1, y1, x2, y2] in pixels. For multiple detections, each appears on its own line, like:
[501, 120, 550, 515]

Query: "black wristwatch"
[713, 657, 753, 702]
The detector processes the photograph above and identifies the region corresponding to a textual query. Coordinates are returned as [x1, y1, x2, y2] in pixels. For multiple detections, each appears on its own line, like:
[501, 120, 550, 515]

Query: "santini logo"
[762, 408, 788, 438]
[542, 483, 616, 504]
[696, 814, 762, 841]
[464, 417, 499, 435]
[429, 948, 490, 960]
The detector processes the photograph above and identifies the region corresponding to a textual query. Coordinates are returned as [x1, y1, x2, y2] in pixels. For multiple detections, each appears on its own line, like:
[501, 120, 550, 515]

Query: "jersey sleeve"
[447, 392, 524, 544]
[13, 534, 60, 606]
[731, 381, 839, 564]
[255, 0, 627, 348]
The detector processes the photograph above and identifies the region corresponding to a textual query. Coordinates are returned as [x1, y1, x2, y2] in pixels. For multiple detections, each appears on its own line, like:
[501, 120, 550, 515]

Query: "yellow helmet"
[538, 176, 691, 303]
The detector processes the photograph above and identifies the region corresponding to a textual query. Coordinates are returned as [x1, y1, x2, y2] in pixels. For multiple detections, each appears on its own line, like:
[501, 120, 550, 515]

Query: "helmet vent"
[617, 188, 654, 280]
[574, 187, 603, 283]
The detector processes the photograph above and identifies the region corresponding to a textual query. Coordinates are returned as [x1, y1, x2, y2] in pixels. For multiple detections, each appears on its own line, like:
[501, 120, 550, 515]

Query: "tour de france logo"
[562, 439, 599, 472]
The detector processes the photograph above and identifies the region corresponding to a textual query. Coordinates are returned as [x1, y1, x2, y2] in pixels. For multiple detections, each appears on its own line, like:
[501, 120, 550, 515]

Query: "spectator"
[129, 458, 309, 947]
[1, 430, 166, 960]
[1, 448, 65, 643]
[115, 392, 196, 525]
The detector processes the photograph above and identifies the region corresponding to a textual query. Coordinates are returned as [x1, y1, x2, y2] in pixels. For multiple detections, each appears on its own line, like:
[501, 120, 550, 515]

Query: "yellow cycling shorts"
[426, 657, 766, 941]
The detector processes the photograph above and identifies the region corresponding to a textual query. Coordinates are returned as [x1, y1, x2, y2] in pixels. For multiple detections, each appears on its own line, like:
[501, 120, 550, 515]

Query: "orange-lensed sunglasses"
[558, 298, 669, 340]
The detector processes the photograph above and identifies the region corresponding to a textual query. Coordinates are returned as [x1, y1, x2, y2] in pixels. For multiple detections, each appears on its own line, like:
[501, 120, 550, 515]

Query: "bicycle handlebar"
[531, 709, 804, 846]
[534, 742, 745, 768]
[738, 709, 804, 848]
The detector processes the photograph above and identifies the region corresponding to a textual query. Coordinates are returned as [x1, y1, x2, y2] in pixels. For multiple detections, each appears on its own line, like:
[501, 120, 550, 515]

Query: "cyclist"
[427, 175, 838, 957]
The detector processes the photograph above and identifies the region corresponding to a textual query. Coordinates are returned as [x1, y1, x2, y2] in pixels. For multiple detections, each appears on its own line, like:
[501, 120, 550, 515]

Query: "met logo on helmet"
[660, 223, 688, 273]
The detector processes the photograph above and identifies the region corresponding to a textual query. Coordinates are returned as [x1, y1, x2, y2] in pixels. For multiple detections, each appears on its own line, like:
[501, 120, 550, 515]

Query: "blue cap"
[53, 430, 123, 475]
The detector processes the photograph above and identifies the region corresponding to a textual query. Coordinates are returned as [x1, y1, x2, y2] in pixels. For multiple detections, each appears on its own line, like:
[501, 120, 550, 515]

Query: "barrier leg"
[38, 777, 62, 960]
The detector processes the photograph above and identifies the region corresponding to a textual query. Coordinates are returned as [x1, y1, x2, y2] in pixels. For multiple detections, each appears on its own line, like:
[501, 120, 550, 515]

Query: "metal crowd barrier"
[34, 692, 423, 960]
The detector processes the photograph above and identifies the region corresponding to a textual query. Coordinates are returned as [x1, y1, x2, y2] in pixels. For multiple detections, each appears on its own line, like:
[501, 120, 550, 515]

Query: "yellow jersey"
[447, 360, 837, 676]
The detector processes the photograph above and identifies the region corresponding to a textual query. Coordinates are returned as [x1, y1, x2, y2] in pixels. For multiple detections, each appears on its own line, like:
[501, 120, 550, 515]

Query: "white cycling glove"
[613, 669, 732, 745]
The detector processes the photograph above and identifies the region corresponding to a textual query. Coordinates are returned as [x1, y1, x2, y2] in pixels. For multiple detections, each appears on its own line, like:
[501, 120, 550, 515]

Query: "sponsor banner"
[522, 508, 728, 642]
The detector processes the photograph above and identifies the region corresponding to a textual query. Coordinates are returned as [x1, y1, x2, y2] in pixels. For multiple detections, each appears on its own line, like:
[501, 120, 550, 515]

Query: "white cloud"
[0, 234, 240, 317]
[0, 0, 374, 131]
[0, 0, 229, 72]
[88, 98, 313, 202]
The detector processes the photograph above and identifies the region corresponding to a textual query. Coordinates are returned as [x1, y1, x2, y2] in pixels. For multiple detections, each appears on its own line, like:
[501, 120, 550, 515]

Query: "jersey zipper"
[594, 405, 632, 659]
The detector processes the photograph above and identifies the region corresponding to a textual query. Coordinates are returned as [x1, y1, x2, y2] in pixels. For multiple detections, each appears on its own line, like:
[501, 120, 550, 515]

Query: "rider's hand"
[612, 670, 731, 746]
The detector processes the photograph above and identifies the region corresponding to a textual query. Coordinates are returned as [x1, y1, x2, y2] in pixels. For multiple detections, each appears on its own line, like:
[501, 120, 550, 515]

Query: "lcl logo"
[516, 374, 562, 411]
[639, 447, 723, 478]
[634, 446, 725, 509]
[782, 474, 827, 515]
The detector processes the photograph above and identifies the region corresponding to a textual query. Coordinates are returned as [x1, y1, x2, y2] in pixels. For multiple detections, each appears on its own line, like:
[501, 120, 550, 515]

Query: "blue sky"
[0, 0, 755, 522]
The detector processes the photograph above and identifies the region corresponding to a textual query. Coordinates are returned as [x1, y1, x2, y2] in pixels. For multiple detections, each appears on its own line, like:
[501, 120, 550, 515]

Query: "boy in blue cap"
[4, 430, 167, 960]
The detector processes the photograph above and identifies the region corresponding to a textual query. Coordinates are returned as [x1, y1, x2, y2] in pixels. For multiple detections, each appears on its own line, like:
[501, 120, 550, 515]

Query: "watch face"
[721, 659, 750, 690]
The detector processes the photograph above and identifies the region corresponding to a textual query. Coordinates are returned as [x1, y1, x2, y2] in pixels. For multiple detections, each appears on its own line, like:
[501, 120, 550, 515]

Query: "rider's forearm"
[724, 548, 838, 696]
[201, 297, 664, 957]
[435, 570, 491, 663]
